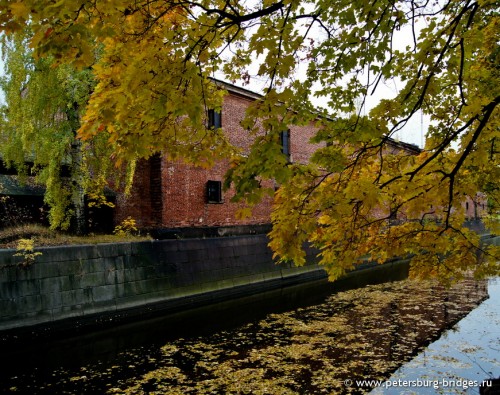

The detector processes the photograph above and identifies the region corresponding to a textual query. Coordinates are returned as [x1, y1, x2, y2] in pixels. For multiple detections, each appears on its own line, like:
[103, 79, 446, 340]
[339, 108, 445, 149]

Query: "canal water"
[0, 263, 496, 394]
[371, 276, 500, 395]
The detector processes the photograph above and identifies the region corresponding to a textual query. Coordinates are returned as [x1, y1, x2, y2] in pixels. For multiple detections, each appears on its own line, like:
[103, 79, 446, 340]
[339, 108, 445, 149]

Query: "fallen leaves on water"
[109, 278, 487, 394]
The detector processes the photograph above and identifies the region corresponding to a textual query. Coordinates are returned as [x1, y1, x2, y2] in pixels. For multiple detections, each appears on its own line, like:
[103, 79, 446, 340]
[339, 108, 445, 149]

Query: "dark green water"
[0, 262, 493, 394]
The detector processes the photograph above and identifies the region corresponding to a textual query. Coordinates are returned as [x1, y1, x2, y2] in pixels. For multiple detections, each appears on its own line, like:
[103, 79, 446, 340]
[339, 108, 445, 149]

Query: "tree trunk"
[68, 102, 86, 235]
[70, 139, 87, 235]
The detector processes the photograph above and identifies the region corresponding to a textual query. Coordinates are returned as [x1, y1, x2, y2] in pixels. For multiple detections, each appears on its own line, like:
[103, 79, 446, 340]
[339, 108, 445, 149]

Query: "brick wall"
[160, 158, 273, 227]
[114, 158, 154, 228]
[463, 194, 488, 220]
[116, 89, 322, 228]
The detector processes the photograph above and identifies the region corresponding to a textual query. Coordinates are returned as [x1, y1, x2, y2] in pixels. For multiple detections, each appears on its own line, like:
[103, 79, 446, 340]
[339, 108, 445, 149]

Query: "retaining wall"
[0, 235, 323, 333]
[2, 234, 498, 336]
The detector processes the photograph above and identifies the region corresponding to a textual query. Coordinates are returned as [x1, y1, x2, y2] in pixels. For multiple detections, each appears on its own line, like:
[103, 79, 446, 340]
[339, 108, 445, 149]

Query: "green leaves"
[1, 0, 498, 280]
[0, 29, 107, 232]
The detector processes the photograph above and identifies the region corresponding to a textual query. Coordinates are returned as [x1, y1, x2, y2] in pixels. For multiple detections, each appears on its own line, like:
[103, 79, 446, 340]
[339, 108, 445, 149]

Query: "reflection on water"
[0, 270, 490, 394]
[371, 277, 500, 395]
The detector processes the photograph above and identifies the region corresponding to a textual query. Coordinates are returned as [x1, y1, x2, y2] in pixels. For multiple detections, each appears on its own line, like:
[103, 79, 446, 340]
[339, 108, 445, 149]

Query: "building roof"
[214, 78, 422, 154]
[386, 138, 421, 155]
[214, 79, 263, 100]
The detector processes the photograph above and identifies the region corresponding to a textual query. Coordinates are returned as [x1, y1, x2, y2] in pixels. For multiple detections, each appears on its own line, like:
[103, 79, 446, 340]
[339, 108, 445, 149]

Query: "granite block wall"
[0, 235, 322, 332]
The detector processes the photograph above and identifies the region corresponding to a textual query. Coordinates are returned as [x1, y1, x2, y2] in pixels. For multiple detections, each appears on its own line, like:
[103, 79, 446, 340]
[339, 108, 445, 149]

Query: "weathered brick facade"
[115, 81, 487, 230]
[114, 82, 323, 228]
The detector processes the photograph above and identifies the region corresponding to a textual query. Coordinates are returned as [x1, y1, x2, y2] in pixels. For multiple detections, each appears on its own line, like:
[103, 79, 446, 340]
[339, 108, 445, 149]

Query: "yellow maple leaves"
[0, 0, 498, 281]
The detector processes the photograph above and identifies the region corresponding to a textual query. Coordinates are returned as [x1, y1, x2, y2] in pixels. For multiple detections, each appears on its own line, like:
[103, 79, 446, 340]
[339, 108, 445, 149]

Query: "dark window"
[280, 130, 291, 161]
[206, 180, 222, 203]
[207, 109, 222, 129]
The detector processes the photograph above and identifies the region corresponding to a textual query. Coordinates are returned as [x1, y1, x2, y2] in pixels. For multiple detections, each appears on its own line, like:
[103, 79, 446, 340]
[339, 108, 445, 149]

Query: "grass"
[0, 223, 151, 249]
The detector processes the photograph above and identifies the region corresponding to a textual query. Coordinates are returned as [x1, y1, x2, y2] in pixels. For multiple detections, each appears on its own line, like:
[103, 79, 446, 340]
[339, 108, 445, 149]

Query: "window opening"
[207, 109, 222, 129]
[280, 129, 291, 161]
[206, 180, 222, 203]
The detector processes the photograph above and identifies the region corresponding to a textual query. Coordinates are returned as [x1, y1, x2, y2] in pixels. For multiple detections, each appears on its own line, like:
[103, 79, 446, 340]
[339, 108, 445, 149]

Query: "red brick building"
[114, 81, 322, 229]
[118, 80, 487, 231]
[113, 73, 488, 230]
[1, 79, 486, 232]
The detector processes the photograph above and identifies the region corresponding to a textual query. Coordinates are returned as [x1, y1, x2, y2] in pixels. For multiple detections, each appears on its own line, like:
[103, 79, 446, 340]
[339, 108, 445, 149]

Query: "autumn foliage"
[0, 0, 498, 281]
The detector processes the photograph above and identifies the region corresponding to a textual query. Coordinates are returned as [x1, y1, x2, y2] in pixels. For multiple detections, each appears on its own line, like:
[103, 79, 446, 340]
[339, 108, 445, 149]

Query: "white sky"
[214, 9, 429, 149]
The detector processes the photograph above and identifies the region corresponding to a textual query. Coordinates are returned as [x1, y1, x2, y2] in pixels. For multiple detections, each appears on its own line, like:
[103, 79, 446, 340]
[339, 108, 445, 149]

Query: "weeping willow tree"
[0, 30, 111, 234]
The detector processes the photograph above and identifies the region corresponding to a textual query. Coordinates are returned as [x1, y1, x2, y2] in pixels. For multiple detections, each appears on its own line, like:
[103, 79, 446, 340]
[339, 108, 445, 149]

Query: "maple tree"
[0, 0, 498, 280]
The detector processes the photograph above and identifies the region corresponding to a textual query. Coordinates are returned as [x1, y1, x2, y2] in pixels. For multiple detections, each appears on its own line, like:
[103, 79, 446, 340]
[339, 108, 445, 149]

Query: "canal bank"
[0, 233, 498, 341]
[0, 234, 327, 338]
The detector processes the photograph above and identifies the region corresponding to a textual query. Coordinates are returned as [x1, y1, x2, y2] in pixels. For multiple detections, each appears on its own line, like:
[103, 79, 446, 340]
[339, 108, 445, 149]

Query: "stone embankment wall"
[2, 234, 498, 336]
[0, 235, 323, 333]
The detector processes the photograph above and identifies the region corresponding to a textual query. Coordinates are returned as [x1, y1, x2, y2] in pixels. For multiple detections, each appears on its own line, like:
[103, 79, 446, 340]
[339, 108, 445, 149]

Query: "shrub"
[13, 238, 42, 268]
[113, 217, 138, 237]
